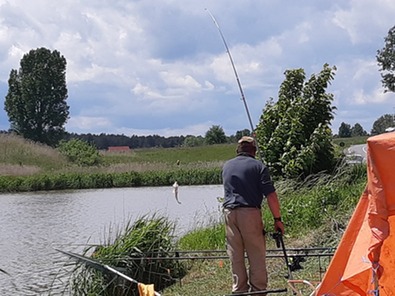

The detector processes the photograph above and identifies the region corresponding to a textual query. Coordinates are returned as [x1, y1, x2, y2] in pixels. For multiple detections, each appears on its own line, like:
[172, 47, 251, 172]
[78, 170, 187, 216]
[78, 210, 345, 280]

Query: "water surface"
[0, 185, 223, 295]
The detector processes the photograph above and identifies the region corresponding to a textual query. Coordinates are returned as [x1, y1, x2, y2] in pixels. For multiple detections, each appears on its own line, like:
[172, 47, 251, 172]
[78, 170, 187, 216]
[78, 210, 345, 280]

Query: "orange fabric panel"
[316, 133, 395, 295]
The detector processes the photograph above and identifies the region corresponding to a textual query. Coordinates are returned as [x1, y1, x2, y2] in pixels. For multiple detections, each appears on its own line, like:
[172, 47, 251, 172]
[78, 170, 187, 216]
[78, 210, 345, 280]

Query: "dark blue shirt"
[222, 154, 276, 209]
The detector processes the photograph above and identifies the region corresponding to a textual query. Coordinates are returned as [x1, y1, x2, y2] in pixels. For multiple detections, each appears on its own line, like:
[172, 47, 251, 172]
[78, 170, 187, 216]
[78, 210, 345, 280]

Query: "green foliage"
[0, 168, 222, 192]
[377, 25, 395, 93]
[70, 215, 187, 296]
[205, 125, 227, 145]
[255, 64, 337, 179]
[338, 122, 352, 137]
[371, 114, 395, 135]
[264, 166, 366, 239]
[234, 129, 251, 141]
[183, 135, 205, 147]
[178, 222, 225, 250]
[58, 139, 102, 166]
[4, 47, 69, 146]
[351, 123, 367, 137]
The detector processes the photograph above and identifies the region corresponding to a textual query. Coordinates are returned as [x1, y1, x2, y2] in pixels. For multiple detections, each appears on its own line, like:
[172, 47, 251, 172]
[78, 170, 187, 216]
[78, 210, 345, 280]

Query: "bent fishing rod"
[207, 10, 296, 284]
[206, 9, 263, 161]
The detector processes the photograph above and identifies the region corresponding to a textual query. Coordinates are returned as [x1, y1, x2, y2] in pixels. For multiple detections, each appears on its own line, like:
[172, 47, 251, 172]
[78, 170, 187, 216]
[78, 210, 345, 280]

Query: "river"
[0, 185, 223, 295]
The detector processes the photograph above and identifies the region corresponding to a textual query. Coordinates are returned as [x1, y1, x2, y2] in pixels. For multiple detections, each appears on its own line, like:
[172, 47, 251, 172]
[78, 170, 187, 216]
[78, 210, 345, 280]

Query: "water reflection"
[0, 185, 223, 295]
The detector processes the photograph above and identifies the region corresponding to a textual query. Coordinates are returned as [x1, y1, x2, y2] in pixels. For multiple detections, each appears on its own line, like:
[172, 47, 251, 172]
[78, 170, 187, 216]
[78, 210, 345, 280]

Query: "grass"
[0, 133, 69, 175]
[332, 135, 369, 147]
[0, 133, 369, 294]
[58, 162, 367, 295]
[0, 134, 235, 177]
[0, 133, 364, 179]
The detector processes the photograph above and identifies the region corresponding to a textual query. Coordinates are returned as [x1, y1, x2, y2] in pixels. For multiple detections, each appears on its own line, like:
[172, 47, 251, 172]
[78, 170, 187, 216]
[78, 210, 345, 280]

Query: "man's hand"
[274, 217, 285, 234]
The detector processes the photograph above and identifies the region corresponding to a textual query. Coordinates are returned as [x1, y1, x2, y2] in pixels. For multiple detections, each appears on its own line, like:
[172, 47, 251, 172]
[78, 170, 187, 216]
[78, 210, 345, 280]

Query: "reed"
[67, 214, 188, 296]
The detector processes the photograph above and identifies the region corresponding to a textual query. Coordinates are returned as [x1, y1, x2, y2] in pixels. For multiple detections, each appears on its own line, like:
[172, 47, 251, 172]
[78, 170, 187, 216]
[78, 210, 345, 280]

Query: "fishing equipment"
[56, 249, 162, 296]
[206, 9, 264, 160]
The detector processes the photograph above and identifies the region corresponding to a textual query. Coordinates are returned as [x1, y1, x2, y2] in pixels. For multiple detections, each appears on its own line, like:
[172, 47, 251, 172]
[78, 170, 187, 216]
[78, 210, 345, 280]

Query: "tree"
[183, 135, 205, 147]
[255, 64, 336, 179]
[205, 125, 227, 145]
[338, 122, 352, 138]
[351, 123, 367, 137]
[377, 25, 395, 93]
[4, 47, 69, 146]
[235, 129, 251, 141]
[371, 114, 395, 135]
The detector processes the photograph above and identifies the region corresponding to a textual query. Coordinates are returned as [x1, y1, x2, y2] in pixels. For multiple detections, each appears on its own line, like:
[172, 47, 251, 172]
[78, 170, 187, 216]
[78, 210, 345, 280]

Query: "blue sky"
[0, 0, 394, 137]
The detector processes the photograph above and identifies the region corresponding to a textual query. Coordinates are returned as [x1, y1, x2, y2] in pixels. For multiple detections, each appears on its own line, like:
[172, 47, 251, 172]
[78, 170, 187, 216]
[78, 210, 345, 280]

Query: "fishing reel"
[271, 232, 282, 248]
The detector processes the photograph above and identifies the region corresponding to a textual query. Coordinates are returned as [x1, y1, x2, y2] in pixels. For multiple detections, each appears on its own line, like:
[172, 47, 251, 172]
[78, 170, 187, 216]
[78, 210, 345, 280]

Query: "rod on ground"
[56, 248, 162, 296]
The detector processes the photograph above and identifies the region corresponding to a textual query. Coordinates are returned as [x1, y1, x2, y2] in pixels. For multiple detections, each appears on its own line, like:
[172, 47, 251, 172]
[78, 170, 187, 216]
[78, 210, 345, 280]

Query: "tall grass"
[0, 134, 69, 175]
[0, 168, 222, 192]
[66, 215, 187, 296]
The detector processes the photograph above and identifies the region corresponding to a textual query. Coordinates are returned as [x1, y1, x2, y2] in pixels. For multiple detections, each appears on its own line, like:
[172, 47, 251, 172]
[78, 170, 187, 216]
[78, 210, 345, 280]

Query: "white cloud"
[1, 0, 395, 136]
[332, 0, 395, 44]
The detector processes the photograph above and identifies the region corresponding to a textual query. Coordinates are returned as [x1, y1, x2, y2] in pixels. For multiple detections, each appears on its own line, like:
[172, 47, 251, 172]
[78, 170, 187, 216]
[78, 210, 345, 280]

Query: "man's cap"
[237, 136, 255, 145]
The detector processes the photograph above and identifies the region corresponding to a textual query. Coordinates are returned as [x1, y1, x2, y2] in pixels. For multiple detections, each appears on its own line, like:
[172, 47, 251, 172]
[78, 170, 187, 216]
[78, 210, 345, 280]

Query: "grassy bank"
[1, 134, 368, 294]
[65, 163, 366, 295]
[0, 134, 234, 192]
[0, 133, 362, 192]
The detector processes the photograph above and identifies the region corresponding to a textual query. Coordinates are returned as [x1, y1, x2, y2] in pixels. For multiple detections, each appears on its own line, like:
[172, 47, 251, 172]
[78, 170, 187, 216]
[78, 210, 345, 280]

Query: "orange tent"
[316, 132, 395, 295]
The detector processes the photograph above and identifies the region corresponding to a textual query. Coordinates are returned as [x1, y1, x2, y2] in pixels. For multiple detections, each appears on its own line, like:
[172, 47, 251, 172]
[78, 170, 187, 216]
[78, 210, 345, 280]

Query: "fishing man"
[222, 136, 284, 295]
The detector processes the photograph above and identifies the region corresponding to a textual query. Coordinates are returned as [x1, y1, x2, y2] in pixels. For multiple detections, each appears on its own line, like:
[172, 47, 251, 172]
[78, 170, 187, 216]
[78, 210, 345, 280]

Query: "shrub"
[58, 139, 102, 166]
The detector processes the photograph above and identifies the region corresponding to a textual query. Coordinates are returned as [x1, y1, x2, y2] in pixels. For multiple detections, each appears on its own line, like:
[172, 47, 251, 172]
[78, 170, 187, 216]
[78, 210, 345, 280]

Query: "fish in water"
[172, 181, 181, 204]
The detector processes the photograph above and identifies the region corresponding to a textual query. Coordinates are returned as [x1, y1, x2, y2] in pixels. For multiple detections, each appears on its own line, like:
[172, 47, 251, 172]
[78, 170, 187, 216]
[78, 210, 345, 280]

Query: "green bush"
[58, 139, 102, 166]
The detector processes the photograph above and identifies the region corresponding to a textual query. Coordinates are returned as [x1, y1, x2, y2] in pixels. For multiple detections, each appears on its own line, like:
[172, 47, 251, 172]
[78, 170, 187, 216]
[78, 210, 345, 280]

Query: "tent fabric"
[316, 132, 395, 296]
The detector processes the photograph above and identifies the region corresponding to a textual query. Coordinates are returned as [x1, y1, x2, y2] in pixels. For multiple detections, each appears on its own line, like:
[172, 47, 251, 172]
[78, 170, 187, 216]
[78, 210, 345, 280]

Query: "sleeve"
[260, 165, 276, 197]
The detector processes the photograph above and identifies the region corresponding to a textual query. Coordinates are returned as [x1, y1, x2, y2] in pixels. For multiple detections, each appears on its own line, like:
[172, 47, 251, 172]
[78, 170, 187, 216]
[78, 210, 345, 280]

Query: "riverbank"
[63, 165, 366, 295]
[0, 133, 234, 192]
[0, 133, 369, 294]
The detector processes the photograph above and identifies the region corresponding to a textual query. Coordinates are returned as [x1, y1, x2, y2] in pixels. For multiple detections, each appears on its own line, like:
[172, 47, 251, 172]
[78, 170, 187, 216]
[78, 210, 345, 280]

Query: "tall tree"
[4, 47, 69, 146]
[377, 25, 395, 93]
[255, 64, 336, 179]
[205, 125, 227, 145]
[338, 122, 352, 138]
[351, 123, 367, 137]
[371, 114, 395, 135]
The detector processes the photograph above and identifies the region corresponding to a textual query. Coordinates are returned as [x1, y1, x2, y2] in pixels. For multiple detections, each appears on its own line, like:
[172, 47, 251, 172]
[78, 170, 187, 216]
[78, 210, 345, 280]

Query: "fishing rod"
[56, 249, 162, 296]
[151, 246, 335, 254]
[206, 9, 264, 160]
[101, 252, 334, 261]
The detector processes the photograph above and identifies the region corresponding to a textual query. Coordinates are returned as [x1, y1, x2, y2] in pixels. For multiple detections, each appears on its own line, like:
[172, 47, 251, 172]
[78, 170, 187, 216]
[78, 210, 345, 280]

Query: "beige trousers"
[224, 207, 267, 294]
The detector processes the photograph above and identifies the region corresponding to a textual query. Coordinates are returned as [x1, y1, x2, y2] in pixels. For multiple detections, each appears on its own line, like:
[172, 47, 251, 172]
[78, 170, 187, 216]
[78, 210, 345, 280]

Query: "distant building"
[107, 146, 131, 153]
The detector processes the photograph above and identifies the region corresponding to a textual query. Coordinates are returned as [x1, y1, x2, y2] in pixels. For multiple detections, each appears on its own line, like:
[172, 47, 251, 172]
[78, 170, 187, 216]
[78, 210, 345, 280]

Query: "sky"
[0, 0, 395, 137]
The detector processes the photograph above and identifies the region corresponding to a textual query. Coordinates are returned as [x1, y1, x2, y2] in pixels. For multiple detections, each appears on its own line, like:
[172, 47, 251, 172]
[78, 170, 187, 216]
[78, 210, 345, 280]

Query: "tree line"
[64, 127, 251, 150]
[337, 113, 395, 138]
[2, 24, 395, 179]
